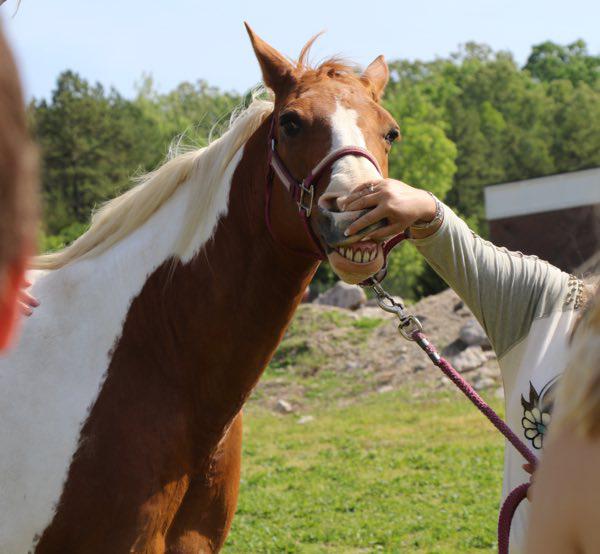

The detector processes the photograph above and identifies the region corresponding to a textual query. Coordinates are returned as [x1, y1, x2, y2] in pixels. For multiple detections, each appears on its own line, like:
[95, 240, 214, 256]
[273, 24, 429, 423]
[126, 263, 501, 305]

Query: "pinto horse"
[0, 25, 400, 553]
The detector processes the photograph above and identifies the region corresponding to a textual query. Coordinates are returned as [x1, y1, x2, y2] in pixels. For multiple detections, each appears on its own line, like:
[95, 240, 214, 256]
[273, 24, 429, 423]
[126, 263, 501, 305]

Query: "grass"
[224, 388, 505, 553]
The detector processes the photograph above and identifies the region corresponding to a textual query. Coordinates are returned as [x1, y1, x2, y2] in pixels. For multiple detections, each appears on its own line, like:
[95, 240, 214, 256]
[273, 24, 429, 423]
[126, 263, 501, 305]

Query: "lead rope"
[367, 281, 538, 554]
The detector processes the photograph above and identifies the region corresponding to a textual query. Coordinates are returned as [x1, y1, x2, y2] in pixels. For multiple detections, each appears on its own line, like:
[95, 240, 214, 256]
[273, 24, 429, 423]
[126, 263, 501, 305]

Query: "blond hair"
[553, 279, 600, 437]
[33, 95, 273, 270]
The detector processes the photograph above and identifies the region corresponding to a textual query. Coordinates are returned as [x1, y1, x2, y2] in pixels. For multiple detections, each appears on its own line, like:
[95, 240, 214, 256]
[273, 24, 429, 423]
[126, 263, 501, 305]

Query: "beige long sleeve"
[410, 204, 571, 359]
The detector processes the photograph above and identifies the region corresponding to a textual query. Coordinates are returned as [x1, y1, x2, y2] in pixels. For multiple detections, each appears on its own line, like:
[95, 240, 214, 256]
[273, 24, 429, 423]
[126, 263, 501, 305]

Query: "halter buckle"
[297, 182, 314, 217]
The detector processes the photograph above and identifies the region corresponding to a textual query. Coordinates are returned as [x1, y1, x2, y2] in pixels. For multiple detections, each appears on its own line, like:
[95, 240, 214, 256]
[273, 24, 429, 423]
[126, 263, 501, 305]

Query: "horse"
[0, 24, 400, 553]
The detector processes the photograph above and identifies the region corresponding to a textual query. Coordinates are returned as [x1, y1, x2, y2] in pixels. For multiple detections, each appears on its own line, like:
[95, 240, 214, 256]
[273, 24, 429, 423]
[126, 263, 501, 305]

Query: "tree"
[525, 40, 600, 86]
[33, 71, 161, 234]
[32, 39, 600, 300]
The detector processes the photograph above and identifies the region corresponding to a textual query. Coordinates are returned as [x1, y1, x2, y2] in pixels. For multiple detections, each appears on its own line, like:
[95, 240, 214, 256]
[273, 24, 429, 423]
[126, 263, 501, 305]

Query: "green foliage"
[39, 221, 88, 253]
[525, 40, 600, 86]
[32, 71, 162, 234]
[225, 389, 504, 552]
[133, 75, 242, 164]
[32, 40, 600, 301]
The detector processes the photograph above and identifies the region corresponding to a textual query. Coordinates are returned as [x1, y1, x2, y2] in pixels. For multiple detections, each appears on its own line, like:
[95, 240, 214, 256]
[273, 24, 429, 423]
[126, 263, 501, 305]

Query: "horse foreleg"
[165, 412, 242, 553]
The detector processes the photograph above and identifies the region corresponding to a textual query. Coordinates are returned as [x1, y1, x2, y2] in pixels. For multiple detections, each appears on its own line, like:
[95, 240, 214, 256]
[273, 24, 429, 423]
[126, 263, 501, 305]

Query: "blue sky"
[2, 0, 599, 100]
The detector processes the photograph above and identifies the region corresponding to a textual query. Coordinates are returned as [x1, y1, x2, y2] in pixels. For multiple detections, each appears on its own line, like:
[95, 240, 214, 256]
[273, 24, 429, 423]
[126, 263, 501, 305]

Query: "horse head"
[246, 24, 400, 284]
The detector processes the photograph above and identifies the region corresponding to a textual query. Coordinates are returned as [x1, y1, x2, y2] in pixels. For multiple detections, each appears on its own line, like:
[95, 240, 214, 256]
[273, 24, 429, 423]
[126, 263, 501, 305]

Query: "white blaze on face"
[319, 101, 381, 208]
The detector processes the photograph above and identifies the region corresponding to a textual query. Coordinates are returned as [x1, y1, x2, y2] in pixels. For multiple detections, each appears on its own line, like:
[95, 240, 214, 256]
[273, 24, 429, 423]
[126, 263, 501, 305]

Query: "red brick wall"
[488, 204, 600, 272]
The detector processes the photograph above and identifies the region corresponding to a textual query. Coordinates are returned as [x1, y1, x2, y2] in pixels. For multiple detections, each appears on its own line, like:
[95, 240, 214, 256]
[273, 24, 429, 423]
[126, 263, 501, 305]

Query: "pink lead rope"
[366, 266, 538, 554]
[264, 110, 536, 550]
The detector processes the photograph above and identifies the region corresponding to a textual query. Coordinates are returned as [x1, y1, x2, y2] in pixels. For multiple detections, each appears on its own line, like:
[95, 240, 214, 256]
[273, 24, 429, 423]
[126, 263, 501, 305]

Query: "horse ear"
[244, 22, 295, 96]
[361, 55, 389, 100]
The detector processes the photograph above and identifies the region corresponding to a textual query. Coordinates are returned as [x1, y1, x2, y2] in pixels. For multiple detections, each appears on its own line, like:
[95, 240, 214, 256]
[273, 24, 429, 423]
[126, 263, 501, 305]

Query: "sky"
[2, 0, 599, 100]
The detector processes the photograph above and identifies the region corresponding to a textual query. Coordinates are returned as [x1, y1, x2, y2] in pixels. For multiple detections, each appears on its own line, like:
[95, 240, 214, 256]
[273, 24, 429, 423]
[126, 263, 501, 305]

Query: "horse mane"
[33, 95, 274, 270]
[295, 33, 360, 82]
[33, 35, 365, 271]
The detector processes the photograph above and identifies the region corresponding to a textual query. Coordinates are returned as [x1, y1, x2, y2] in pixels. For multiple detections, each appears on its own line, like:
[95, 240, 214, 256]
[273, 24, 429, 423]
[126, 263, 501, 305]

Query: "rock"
[297, 415, 314, 425]
[314, 281, 367, 311]
[450, 346, 488, 373]
[275, 399, 293, 414]
[453, 300, 465, 312]
[459, 319, 491, 347]
[377, 385, 394, 394]
[376, 371, 395, 385]
[473, 376, 496, 391]
[437, 376, 451, 388]
[476, 366, 499, 379]
[413, 363, 426, 373]
[484, 350, 497, 361]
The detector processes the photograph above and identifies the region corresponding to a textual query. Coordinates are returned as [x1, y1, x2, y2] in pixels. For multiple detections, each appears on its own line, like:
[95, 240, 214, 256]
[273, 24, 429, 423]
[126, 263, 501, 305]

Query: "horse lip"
[317, 207, 387, 249]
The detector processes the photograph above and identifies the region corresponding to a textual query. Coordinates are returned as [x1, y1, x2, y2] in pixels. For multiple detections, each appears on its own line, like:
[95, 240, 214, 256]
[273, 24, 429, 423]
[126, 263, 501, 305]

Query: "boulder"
[473, 376, 496, 391]
[450, 345, 488, 373]
[459, 319, 491, 348]
[275, 399, 293, 414]
[314, 281, 367, 311]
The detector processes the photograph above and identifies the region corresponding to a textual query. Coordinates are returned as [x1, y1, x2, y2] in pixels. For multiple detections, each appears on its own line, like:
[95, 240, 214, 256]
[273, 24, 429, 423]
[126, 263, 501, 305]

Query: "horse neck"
[132, 119, 319, 424]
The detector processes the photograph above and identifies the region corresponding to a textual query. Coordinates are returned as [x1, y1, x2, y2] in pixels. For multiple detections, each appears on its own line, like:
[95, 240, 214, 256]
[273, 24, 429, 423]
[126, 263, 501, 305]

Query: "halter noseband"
[265, 113, 383, 259]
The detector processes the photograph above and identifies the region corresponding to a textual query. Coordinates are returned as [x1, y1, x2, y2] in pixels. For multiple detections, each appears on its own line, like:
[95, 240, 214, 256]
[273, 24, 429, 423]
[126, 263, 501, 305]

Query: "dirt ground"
[250, 288, 503, 412]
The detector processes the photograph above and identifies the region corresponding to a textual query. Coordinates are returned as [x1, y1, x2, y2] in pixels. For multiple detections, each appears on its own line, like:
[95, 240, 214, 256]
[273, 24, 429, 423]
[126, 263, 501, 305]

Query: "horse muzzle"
[316, 207, 387, 247]
[316, 207, 387, 284]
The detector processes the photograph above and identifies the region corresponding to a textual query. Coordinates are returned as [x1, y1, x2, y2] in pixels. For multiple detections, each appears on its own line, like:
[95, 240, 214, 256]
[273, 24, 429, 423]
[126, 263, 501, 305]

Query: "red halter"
[264, 112, 408, 280]
[264, 113, 383, 260]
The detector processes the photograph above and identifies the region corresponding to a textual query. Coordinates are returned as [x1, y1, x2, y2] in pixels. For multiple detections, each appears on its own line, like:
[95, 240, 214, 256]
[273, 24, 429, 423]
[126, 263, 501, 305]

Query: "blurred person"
[0, 19, 38, 351]
[341, 178, 594, 552]
[525, 285, 600, 553]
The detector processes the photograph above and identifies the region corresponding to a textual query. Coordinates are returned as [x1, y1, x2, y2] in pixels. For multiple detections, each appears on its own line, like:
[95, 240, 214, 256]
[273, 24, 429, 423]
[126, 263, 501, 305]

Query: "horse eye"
[385, 128, 400, 145]
[279, 113, 302, 137]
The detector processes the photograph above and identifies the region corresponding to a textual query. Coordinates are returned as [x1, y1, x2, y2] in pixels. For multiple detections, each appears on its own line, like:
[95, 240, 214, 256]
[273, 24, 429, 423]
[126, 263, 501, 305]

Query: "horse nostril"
[318, 194, 341, 213]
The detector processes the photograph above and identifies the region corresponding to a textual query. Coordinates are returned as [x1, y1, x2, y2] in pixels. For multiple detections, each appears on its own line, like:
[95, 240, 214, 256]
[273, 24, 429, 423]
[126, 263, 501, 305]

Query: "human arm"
[341, 178, 571, 357]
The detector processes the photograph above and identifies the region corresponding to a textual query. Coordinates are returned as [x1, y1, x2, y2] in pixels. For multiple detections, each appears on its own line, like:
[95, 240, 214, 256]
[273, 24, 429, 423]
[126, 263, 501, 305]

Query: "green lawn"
[224, 388, 505, 553]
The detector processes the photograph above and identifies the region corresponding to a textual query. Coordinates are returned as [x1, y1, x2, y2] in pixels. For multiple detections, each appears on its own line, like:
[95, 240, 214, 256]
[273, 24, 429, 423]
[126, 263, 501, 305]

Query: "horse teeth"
[336, 246, 378, 263]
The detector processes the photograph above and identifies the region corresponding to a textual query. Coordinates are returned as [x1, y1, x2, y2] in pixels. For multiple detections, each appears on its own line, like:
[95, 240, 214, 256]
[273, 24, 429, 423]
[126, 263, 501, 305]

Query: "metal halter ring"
[297, 183, 314, 217]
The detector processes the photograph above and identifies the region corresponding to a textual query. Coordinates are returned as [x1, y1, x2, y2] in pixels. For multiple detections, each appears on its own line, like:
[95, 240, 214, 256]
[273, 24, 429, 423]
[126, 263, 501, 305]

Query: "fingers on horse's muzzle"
[317, 207, 387, 249]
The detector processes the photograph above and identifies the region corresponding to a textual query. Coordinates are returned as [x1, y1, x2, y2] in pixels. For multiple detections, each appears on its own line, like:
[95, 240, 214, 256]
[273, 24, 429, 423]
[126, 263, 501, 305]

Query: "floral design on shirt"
[520, 377, 560, 450]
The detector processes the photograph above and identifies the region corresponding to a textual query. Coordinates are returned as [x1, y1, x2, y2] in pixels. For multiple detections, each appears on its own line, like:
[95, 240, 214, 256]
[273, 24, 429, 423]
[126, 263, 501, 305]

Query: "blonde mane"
[33, 96, 274, 270]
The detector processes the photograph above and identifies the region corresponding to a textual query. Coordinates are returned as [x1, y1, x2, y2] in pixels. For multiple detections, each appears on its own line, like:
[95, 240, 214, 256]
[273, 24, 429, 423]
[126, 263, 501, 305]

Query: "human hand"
[18, 279, 39, 317]
[523, 462, 536, 502]
[338, 179, 438, 240]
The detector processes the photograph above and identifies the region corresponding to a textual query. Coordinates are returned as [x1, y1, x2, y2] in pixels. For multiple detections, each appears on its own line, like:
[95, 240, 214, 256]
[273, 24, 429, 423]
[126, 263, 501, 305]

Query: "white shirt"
[412, 204, 582, 553]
